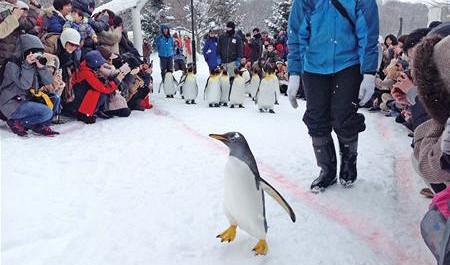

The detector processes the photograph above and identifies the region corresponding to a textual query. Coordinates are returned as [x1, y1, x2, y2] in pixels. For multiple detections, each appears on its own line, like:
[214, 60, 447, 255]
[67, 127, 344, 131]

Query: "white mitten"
[287, 75, 300, 109]
[358, 74, 375, 106]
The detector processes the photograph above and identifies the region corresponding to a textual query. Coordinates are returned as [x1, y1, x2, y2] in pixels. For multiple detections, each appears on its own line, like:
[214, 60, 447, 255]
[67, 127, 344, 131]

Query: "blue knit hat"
[85, 50, 107, 69]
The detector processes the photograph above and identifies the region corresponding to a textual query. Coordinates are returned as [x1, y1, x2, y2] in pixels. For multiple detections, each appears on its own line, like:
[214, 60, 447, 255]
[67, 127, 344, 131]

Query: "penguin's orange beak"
[209, 134, 228, 141]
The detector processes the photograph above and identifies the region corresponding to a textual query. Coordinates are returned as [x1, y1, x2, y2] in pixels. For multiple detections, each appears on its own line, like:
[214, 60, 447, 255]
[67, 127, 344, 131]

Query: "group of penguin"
[159, 66, 281, 113]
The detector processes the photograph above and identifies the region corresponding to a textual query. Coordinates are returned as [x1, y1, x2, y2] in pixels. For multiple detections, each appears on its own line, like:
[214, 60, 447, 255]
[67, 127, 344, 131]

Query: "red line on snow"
[152, 107, 431, 265]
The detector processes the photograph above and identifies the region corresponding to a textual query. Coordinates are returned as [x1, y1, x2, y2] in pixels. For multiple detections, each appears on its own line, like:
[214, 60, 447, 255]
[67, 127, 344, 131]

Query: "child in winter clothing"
[261, 42, 279, 71]
[71, 50, 119, 124]
[63, 8, 97, 60]
[173, 39, 186, 73]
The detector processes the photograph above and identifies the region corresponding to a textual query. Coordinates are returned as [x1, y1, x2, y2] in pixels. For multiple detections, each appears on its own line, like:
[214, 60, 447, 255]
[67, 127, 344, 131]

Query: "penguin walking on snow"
[270, 72, 281, 105]
[219, 69, 230, 107]
[204, 68, 222, 107]
[241, 67, 251, 96]
[180, 66, 198, 104]
[229, 69, 246, 108]
[247, 70, 261, 100]
[255, 72, 278, 113]
[209, 132, 296, 255]
[159, 70, 178, 98]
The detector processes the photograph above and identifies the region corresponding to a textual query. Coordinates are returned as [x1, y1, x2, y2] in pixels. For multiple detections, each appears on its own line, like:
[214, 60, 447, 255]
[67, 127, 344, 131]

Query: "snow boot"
[310, 136, 337, 193]
[77, 113, 96, 124]
[31, 124, 60, 136]
[338, 135, 358, 187]
[7, 119, 28, 137]
[96, 110, 113, 119]
[140, 96, 153, 109]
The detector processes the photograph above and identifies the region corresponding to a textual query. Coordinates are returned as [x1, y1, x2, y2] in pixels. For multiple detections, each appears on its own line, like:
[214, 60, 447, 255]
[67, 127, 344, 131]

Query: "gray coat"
[0, 34, 53, 119]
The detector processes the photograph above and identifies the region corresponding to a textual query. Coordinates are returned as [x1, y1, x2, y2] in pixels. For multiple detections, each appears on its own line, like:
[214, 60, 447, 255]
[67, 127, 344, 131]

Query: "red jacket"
[72, 61, 117, 116]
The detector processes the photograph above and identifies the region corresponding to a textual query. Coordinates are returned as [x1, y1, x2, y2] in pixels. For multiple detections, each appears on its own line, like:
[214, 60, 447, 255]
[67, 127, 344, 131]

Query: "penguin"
[229, 69, 246, 108]
[241, 67, 251, 96]
[219, 68, 230, 107]
[270, 72, 281, 105]
[209, 132, 296, 255]
[181, 66, 198, 104]
[204, 68, 222, 107]
[247, 70, 261, 100]
[159, 70, 178, 98]
[255, 72, 278, 113]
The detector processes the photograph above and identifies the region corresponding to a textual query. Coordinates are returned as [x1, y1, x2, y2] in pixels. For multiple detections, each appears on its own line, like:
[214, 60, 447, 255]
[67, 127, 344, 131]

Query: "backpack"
[40, 32, 60, 55]
[421, 187, 450, 264]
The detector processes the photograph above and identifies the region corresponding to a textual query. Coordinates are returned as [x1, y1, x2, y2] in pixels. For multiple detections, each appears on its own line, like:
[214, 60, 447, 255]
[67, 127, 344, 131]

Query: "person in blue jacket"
[202, 29, 218, 74]
[155, 24, 174, 79]
[287, 0, 379, 192]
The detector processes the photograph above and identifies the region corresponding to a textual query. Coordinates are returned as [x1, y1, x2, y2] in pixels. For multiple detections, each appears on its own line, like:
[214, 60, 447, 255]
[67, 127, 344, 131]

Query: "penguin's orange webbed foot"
[252, 239, 268, 255]
[216, 225, 237, 243]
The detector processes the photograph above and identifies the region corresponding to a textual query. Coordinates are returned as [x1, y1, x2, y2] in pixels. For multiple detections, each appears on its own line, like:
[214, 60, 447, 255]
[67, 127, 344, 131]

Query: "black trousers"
[159, 56, 173, 78]
[302, 64, 365, 138]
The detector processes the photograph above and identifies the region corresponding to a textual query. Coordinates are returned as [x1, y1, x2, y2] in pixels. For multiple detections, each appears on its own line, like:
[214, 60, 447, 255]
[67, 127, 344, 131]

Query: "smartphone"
[119, 63, 131, 74]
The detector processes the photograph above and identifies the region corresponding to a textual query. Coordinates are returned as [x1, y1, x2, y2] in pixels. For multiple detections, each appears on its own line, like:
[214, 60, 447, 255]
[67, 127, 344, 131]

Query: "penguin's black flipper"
[204, 77, 210, 101]
[259, 178, 296, 222]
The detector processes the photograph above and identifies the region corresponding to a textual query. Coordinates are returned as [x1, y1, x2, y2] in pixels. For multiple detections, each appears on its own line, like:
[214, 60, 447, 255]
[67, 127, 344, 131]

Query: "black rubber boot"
[310, 136, 337, 193]
[338, 135, 358, 187]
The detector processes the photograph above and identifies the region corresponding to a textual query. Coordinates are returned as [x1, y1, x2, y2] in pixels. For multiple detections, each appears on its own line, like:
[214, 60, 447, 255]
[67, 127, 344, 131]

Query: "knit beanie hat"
[60, 28, 81, 47]
[85, 50, 106, 69]
[226, 21, 235, 30]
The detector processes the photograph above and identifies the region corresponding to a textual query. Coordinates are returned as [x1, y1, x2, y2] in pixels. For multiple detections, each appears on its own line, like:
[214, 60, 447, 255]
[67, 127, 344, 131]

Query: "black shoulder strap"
[331, 0, 355, 30]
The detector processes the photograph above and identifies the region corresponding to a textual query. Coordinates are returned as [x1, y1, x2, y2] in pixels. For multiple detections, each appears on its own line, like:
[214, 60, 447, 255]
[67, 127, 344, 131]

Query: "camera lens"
[35, 54, 47, 65]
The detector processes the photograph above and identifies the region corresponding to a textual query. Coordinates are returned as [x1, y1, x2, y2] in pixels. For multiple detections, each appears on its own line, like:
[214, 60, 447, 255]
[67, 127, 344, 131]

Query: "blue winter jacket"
[156, 25, 174, 58]
[47, 12, 65, 33]
[287, 0, 379, 75]
[202, 37, 218, 70]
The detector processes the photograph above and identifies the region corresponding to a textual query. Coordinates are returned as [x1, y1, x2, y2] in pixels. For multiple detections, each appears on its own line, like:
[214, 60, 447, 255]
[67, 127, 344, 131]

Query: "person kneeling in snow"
[0, 34, 59, 137]
[71, 50, 120, 124]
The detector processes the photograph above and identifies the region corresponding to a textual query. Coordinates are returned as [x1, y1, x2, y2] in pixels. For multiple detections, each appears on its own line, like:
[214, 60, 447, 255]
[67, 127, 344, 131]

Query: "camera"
[34, 53, 47, 65]
[403, 68, 411, 79]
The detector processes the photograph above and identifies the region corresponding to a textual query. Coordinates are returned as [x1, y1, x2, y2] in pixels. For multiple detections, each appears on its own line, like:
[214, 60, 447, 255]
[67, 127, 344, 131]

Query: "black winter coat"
[217, 33, 243, 64]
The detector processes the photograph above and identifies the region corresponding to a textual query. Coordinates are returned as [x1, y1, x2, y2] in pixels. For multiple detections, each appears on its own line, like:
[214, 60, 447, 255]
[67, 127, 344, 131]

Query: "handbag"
[29, 88, 54, 110]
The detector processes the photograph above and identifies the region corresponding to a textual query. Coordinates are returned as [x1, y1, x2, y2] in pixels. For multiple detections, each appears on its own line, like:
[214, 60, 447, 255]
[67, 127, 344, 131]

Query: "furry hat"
[413, 35, 450, 125]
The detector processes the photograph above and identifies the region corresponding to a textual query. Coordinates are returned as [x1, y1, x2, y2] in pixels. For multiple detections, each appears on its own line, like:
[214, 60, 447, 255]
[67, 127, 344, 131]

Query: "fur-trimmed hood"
[413, 35, 450, 125]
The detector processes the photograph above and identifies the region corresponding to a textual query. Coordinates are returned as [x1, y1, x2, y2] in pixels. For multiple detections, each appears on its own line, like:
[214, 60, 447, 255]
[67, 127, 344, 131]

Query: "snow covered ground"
[1, 55, 436, 265]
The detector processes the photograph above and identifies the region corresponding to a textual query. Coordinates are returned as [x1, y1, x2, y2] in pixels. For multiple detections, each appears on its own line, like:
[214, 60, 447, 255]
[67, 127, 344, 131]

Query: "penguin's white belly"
[182, 77, 198, 100]
[163, 76, 177, 96]
[271, 77, 281, 99]
[206, 81, 221, 104]
[248, 76, 260, 98]
[229, 79, 245, 105]
[257, 79, 276, 109]
[219, 77, 230, 103]
[224, 156, 266, 239]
